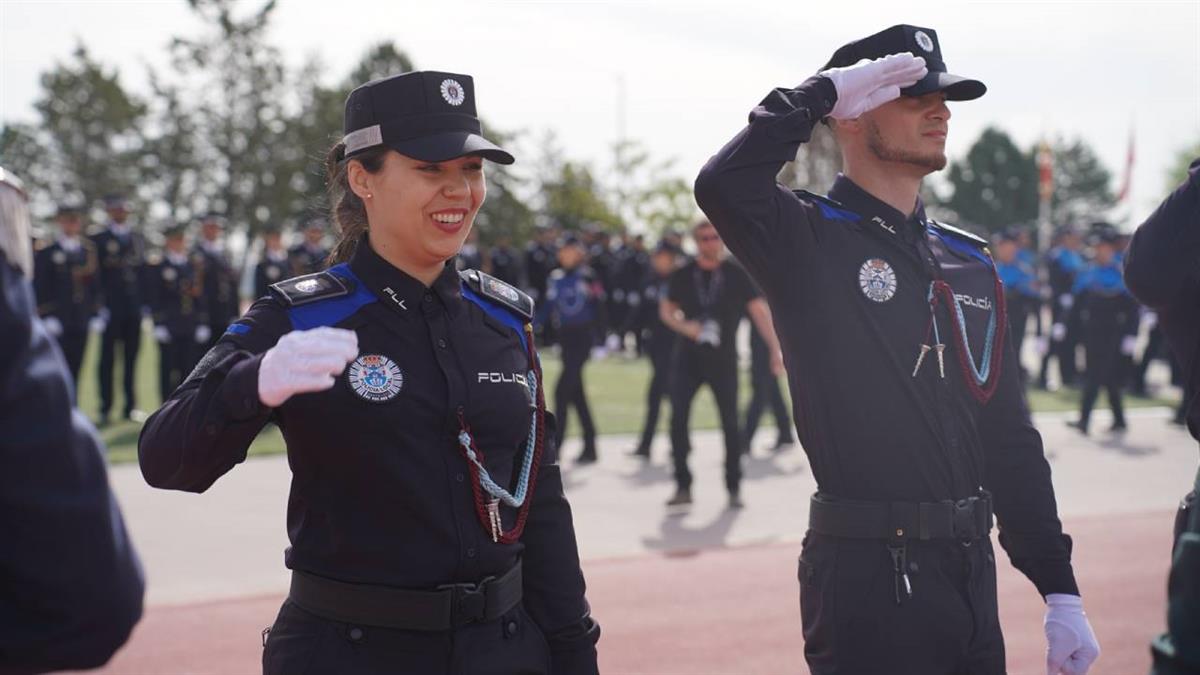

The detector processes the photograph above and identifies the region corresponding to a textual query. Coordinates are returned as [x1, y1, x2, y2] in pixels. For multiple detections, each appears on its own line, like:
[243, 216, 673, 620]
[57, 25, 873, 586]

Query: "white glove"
[1051, 323, 1067, 341]
[1120, 335, 1137, 356]
[1045, 594, 1100, 675]
[154, 325, 171, 343]
[43, 316, 63, 337]
[1143, 311, 1158, 330]
[88, 315, 107, 334]
[820, 53, 928, 120]
[1059, 294, 1074, 310]
[194, 325, 212, 344]
[605, 333, 621, 352]
[258, 327, 358, 408]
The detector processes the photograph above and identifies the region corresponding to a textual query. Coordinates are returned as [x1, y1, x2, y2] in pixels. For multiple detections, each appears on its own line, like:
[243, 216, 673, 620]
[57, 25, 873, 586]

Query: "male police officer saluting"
[695, 24, 1099, 675]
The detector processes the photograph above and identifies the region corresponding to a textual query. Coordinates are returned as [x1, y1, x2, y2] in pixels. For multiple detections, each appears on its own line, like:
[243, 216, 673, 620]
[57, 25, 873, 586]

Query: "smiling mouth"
[432, 212, 465, 224]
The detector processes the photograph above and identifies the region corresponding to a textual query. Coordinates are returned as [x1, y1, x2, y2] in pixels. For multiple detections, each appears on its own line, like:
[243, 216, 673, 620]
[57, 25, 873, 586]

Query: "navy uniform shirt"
[695, 75, 1077, 597]
[1, 246, 144, 672]
[255, 250, 291, 299]
[1126, 158, 1200, 434]
[33, 237, 100, 329]
[91, 224, 147, 319]
[150, 250, 208, 336]
[138, 238, 599, 671]
[195, 243, 239, 329]
[545, 265, 604, 330]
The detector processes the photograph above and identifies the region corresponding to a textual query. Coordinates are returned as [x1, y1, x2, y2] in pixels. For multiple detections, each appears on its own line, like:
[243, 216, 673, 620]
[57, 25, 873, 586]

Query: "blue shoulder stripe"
[462, 284, 528, 352]
[816, 200, 860, 223]
[928, 227, 992, 267]
[287, 263, 377, 330]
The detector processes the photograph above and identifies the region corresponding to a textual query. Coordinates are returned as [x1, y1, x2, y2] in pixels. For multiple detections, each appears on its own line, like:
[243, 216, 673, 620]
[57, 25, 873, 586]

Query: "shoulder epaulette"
[459, 268, 534, 321]
[794, 190, 861, 223]
[270, 270, 351, 307]
[929, 220, 988, 248]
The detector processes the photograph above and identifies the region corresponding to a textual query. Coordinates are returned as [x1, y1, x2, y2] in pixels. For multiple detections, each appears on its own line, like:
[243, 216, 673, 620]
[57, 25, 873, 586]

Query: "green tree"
[943, 126, 1038, 233]
[166, 0, 299, 233]
[0, 44, 146, 217]
[536, 133, 621, 233]
[1048, 136, 1114, 225]
[475, 123, 536, 246]
[610, 138, 697, 237]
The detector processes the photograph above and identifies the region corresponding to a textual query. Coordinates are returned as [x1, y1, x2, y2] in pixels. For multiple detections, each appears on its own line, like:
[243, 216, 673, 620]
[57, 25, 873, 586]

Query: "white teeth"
[432, 213, 464, 224]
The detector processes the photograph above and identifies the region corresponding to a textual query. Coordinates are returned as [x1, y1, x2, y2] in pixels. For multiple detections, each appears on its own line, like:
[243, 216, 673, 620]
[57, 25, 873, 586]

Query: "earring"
[366, 193, 373, 199]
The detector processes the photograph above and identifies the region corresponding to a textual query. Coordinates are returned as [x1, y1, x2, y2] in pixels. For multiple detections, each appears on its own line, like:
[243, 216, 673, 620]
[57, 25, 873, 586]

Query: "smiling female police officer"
[138, 71, 599, 675]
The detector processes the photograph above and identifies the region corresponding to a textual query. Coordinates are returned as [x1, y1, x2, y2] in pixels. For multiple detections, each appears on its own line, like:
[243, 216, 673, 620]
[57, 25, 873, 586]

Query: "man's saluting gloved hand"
[258, 327, 358, 408]
[819, 52, 928, 120]
[1044, 594, 1100, 674]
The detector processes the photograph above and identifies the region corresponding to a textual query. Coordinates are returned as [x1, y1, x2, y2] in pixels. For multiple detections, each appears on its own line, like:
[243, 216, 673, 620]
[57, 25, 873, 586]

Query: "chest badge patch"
[347, 354, 404, 403]
[859, 258, 898, 303]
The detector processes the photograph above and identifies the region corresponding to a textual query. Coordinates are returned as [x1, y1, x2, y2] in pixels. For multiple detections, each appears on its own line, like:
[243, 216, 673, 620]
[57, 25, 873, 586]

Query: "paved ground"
[94, 407, 1195, 674]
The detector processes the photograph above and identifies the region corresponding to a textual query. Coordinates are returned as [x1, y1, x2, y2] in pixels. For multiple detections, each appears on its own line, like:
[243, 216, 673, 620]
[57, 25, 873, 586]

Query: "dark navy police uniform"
[139, 239, 599, 674]
[695, 28, 1077, 674]
[33, 236, 100, 386]
[149, 249, 209, 402]
[91, 222, 148, 421]
[545, 260, 604, 462]
[1124, 158, 1200, 675]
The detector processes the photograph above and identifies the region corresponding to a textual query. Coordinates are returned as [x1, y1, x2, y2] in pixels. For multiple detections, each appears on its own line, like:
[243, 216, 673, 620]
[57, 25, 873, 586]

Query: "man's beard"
[865, 119, 946, 172]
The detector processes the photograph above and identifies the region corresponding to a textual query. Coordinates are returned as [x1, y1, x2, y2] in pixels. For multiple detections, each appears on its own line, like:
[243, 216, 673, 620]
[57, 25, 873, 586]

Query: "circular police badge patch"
[914, 30, 935, 53]
[859, 258, 898, 303]
[162, 267, 177, 282]
[347, 354, 404, 403]
[107, 240, 120, 254]
[294, 278, 321, 294]
[52, 251, 66, 265]
[440, 79, 465, 107]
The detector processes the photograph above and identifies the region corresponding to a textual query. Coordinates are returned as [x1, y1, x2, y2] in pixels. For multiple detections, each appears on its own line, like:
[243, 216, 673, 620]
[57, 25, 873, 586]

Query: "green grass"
[76, 327, 1177, 464]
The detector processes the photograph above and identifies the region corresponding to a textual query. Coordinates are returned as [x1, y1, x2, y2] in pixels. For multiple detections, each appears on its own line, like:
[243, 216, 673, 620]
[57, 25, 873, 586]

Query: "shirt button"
[505, 620, 519, 637]
[437, 338, 447, 349]
[466, 547, 477, 558]
[424, 293, 433, 303]
[348, 627, 364, 642]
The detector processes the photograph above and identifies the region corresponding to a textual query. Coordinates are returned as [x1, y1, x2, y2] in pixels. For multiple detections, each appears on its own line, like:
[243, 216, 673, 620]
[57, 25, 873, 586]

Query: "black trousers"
[1078, 334, 1127, 430]
[636, 337, 673, 453]
[553, 325, 596, 453]
[158, 335, 199, 402]
[798, 532, 1005, 675]
[99, 313, 142, 417]
[742, 348, 793, 450]
[262, 599, 551, 675]
[669, 348, 741, 495]
[1039, 307, 1079, 388]
[54, 328, 88, 399]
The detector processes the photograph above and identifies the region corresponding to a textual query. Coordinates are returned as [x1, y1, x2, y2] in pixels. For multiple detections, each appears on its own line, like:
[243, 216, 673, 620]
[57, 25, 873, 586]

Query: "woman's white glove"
[1045, 594, 1100, 674]
[154, 325, 171, 343]
[258, 327, 358, 408]
[42, 316, 63, 337]
[194, 325, 212, 344]
[819, 53, 927, 120]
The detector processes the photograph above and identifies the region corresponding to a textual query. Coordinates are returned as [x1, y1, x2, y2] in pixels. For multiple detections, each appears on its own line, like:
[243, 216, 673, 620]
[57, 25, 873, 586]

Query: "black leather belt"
[809, 491, 994, 542]
[289, 561, 523, 631]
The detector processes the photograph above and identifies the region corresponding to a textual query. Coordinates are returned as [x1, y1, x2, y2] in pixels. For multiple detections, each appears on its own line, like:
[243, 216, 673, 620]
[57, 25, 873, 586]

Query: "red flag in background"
[1116, 127, 1135, 202]
[1037, 140, 1054, 203]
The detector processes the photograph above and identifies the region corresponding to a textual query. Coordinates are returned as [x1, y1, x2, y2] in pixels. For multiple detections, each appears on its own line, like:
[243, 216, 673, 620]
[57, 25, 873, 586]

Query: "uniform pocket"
[262, 601, 334, 675]
[797, 532, 837, 667]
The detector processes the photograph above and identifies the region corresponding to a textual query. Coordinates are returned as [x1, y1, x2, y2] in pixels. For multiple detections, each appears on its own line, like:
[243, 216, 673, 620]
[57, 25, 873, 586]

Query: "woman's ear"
[346, 159, 373, 201]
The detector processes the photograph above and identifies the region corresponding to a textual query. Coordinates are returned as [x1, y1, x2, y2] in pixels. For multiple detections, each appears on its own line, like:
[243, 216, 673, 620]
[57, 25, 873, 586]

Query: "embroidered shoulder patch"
[459, 269, 533, 320]
[270, 271, 350, 307]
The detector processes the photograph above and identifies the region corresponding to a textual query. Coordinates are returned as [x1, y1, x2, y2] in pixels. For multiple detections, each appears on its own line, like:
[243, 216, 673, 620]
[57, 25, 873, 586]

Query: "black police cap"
[162, 222, 187, 238]
[56, 202, 83, 218]
[342, 71, 514, 165]
[822, 24, 986, 101]
[103, 194, 129, 209]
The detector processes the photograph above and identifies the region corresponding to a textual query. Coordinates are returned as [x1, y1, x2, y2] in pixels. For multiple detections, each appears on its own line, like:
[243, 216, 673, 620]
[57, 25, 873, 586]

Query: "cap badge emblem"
[348, 354, 404, 402]
[914, 31, 935, 53]
[859, 258, 898, 303]
[440, 79, 466, 106]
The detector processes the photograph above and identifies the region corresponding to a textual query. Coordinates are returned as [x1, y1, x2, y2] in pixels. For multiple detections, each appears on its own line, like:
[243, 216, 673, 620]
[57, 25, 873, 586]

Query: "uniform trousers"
[799, 532, 1005, 675]
[262, 599, 551, 675]
[553, 324, 596, 454]
[99, 313, 141, 417]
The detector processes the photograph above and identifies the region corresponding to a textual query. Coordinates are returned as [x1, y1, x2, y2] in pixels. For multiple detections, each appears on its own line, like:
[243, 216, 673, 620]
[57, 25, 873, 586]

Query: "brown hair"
[324, 142, 389, 266]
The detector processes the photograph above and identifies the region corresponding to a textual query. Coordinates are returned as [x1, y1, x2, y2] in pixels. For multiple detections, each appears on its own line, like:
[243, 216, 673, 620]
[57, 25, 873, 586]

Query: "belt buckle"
[952, 499, 976, 544]
[439, 576, 493, 627]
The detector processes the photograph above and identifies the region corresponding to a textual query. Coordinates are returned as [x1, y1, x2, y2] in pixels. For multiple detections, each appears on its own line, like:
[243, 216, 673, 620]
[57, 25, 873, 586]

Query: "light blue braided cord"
[927, 283, 997, 386]
[457, 369, 539, 508]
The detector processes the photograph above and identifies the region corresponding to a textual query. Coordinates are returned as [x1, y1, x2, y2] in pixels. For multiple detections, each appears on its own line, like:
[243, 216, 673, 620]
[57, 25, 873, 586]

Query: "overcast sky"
[2, 0, 1197, 225]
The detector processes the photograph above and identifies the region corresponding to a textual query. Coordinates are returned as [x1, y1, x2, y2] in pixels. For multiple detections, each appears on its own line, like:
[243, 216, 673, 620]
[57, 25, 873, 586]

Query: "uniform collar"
[265, 248, 288, 262]
[828, 174, 928, 243]
[108, 222, 130, 237]
[58, 235, 80, 252]
[349, 235, 462, 318]
[166, 250, 188, 266]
